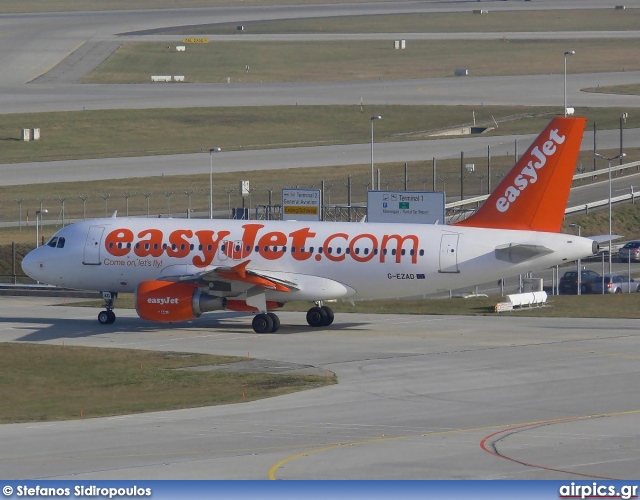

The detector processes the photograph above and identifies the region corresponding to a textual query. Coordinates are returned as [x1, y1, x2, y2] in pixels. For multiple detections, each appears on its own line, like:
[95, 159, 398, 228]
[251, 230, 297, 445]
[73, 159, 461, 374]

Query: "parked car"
[559, 269, 601, 294]
[618, 241, 640, 263]
[601, 274, 640, 294]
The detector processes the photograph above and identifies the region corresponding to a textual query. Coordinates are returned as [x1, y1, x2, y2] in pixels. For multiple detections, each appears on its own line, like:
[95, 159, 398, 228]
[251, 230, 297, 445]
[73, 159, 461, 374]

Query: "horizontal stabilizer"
[495, 243, 553, 263]
[589, 234, 623, 243]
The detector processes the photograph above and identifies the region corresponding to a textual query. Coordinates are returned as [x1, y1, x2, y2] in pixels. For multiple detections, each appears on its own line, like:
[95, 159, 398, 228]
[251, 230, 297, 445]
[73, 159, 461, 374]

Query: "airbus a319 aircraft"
[22, 117, 597, 333]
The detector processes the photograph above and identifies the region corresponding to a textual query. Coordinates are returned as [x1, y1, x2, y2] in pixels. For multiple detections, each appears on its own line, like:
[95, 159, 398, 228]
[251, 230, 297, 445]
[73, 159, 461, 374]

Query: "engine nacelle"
[135, 280, 225, 323]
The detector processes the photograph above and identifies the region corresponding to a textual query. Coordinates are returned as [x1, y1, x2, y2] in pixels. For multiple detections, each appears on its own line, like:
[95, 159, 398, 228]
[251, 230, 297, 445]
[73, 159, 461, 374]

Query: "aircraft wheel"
[267, 313, 280, 333]
[106, 310, 116, 324]
[98, 311, 110, 325]
[306, 306, 328, 327]
[252, 313, 274, 334]
[321, 306, 334, 326]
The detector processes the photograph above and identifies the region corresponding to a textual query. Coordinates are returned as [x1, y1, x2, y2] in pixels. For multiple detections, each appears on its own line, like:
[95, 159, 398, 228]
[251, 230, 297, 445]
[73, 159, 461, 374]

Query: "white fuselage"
[22, 217, 595, 302]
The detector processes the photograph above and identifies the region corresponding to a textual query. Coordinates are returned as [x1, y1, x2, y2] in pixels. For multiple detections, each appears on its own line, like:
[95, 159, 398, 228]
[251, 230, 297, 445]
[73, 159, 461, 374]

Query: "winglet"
[454, 117, 586, 232]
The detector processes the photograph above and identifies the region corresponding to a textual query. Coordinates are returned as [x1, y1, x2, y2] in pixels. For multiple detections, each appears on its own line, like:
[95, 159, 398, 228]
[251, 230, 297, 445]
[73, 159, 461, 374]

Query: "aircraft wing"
[494, 243, 554, 264]
[160, 260, 298, 295]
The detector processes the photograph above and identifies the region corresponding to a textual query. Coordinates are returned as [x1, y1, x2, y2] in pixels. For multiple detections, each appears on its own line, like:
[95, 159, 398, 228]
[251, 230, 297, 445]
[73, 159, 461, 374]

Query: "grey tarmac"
[0, 297, 639, 480]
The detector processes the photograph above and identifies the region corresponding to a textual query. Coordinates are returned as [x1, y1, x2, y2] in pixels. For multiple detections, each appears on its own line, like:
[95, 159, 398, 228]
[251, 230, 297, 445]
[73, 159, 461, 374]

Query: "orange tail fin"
[454, 117, 586, 232]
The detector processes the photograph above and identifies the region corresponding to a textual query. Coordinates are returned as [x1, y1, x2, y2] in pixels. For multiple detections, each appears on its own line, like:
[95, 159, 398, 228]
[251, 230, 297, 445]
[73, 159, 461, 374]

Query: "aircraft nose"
[21, 249, 42, 281]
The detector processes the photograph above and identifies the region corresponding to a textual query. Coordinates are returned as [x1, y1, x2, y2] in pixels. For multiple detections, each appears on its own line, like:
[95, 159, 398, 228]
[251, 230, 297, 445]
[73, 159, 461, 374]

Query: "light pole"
[569, 223, 582, 295]
[594, 152, 626, 274]
[209, 147, 221, 219]
[563, 50, 575, 117]
[370, 116, 381, 190]
[35, 209, 48, 248]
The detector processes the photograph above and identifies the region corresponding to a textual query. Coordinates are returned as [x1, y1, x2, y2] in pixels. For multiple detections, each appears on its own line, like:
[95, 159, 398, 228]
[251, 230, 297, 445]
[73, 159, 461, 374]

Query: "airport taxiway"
[1, 297, 639, 480]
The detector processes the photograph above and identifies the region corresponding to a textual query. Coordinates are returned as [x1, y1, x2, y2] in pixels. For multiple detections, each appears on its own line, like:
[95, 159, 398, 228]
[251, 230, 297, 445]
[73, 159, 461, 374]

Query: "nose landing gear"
[98, 291, 117, 325]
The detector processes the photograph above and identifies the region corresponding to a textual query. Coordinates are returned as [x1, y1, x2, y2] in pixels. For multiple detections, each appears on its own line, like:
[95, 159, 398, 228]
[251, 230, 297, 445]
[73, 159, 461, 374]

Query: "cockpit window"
[46, 236, 65, 249]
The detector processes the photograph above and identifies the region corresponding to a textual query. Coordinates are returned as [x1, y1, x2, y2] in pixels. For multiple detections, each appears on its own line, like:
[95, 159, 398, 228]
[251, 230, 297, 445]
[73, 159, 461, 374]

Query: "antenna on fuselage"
[111, 210, 118, 218]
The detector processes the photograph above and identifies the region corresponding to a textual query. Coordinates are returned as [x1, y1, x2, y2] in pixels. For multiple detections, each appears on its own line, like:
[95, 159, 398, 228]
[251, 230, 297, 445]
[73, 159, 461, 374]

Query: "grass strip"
[84, 39, 640, 84]
[0, 343, 335, 424]
[170, 9, 640, 35]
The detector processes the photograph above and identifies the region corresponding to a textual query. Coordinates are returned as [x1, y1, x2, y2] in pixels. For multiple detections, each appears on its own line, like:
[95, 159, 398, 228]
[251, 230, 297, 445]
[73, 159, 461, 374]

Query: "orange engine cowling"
[135, 280, 225, 323]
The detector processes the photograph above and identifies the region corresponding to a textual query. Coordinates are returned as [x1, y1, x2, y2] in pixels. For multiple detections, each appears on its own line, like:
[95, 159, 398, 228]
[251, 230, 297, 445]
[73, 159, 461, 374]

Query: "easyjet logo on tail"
[495, 128, 566, 213]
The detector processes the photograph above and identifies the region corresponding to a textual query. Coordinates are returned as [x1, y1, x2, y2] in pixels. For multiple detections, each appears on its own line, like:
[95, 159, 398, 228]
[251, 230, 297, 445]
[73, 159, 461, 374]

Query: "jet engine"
[135, 280, 225, 322]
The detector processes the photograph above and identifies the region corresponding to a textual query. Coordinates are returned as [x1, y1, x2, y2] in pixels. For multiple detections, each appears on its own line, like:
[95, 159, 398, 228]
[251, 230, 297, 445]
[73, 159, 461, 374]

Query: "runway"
[0, 297, 639, 479]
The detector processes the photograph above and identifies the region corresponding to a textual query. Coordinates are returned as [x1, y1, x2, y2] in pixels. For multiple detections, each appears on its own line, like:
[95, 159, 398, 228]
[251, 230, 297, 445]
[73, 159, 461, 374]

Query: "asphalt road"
[0, 297, 639, 480]
[1, 129, 639, 188]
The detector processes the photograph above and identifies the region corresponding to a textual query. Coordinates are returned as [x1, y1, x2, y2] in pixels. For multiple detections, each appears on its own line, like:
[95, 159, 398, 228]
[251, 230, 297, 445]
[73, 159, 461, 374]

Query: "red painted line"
[479, 417, 620, 480]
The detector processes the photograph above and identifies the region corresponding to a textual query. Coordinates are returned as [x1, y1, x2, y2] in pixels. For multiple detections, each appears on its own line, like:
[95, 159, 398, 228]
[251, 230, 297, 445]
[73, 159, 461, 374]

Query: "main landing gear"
[306, 304, 334, 328]
[250, 303, 334, 333]
[98, 291, 117, 325]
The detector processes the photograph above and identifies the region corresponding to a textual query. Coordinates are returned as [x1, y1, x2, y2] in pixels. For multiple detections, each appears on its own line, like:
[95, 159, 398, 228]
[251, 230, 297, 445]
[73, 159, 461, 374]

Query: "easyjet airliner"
[22, 117, 597, 333]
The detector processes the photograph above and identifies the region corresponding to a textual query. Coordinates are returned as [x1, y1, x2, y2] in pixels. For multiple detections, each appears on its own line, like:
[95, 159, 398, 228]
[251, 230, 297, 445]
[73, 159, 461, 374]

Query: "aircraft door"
[83, 226, 105, 265]
[439, 233, 459, 273]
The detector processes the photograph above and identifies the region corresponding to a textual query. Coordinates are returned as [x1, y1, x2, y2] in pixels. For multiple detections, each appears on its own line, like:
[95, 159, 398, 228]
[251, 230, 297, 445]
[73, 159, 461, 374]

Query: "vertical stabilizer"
[454, 117, 586, 232]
